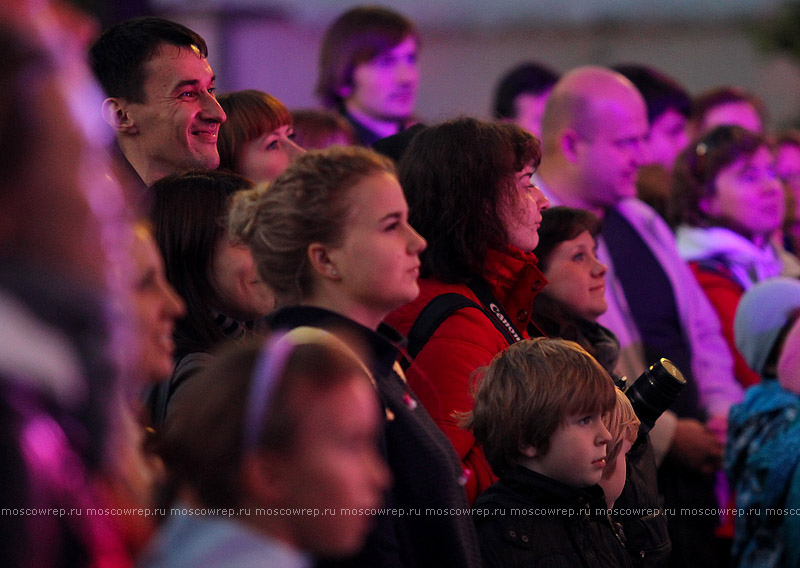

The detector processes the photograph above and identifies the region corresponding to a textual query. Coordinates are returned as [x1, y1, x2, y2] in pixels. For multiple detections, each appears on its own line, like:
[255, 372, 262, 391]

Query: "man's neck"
[344, 103, 405, 140]
[117, 138, 173, 187]
[536, 165, 607, 219]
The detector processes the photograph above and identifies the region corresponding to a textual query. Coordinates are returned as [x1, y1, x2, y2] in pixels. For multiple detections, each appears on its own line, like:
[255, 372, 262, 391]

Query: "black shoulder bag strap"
[402, 279, 521, 370]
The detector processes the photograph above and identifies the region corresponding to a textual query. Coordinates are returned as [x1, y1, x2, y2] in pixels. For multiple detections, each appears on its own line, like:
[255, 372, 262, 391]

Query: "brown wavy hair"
[316, 6, 417, 109]
[672, 125, 766, 227]
[399, 117, 541, 283]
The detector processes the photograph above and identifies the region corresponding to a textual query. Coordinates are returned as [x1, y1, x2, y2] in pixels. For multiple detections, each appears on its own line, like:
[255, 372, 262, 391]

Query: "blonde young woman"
[229, 146, 481, 568]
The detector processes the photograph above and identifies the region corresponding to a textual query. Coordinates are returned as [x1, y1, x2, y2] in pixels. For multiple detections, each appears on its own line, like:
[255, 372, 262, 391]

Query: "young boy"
[466, 338, 633, 567]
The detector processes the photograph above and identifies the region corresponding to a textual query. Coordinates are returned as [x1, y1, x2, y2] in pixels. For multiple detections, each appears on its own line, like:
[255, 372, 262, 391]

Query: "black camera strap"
[466, 277, 524, 343]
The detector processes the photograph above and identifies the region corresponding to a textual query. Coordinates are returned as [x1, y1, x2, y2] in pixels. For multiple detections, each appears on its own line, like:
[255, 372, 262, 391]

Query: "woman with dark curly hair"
[385, 117, 549, 503]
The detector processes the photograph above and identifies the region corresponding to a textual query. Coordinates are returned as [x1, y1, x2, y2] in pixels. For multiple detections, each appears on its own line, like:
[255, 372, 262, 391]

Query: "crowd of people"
[3, 1, 800, 567]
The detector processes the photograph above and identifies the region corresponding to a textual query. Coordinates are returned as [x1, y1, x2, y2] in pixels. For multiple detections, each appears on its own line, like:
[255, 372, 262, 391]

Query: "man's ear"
[560, 128, 581, 162]
[307, 242, 341, 281]
[101, 97, 138, 134]
[520, 444, 537, 458]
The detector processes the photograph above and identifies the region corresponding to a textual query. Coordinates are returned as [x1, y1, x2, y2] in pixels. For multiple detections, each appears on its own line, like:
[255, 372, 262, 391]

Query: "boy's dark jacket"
[474, 465, 633, 568]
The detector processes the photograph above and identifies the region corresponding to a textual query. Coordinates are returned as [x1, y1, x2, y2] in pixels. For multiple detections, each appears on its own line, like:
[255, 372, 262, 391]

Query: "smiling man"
[316, 6, 419, 146]
[90, 17, 226, 188]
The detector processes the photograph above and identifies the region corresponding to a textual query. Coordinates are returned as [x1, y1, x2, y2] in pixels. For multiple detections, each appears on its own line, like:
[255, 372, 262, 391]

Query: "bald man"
[536, 66, 741, 568]
[537, 66, 648, 216]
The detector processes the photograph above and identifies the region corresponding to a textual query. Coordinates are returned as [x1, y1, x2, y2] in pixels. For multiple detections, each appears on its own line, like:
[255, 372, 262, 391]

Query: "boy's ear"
[520, 444, 537, 458]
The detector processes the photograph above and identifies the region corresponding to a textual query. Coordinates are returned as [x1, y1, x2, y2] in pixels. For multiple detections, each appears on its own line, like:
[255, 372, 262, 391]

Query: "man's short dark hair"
[316, 6, 416, 109]
[689, 85, 766, 132]
[492, 62, 559, 120]
[89, 16, 207, 102]
[613, 63, 691, 124]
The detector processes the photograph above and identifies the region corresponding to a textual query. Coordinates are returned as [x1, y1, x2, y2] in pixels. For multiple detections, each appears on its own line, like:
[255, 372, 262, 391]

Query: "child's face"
[526, 412, 611, 487]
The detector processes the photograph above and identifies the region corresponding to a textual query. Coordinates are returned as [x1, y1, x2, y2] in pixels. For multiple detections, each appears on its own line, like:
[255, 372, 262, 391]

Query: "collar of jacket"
[481, 245, 548, 333]
[268, 305, 403, 379]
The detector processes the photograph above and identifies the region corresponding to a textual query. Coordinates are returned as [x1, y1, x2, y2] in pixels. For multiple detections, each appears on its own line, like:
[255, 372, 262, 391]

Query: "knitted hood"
[734, 277, 800, 376]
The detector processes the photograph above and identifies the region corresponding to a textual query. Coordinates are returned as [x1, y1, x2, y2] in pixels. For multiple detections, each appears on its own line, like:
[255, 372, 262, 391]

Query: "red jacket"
[690, 262, 761, 388]
[386, 246, 546, 504]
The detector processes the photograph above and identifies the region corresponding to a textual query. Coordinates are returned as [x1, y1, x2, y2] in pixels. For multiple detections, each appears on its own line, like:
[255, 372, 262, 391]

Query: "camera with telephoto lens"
[614, 358, 686, 434]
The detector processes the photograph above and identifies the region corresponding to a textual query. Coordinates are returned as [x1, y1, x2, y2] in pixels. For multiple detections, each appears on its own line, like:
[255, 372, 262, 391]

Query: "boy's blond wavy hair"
[601, 388, 640, 480]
